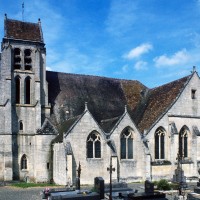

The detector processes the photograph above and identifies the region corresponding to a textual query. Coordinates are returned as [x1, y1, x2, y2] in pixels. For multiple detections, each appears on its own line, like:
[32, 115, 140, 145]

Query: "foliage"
[156, 179, 171, 190]
[90, 187, 98, 192]
[10, 182, 58, 188]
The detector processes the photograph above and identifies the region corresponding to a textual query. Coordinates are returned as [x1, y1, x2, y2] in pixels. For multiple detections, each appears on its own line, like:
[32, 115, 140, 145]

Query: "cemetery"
[38, 154, 200, 199]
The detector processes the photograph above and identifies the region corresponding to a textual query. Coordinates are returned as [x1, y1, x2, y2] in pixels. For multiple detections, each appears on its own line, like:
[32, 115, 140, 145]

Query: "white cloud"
[154, 49, 190, 67]
[124, 43, 153, 60]
[134, 61, 148, 71]
[46, 66, 52, 71]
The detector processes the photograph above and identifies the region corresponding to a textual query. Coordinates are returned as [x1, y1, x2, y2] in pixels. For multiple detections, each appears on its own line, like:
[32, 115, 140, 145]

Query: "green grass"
[10, 182, 58, 188]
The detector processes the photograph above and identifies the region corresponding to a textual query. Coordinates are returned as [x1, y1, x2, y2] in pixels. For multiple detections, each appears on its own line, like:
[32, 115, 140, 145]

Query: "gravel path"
[0, 186, 42, 200]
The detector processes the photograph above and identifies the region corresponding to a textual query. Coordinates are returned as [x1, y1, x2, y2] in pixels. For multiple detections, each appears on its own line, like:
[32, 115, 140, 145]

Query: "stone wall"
[53, 142, 67, 185]
[147, 73, 200, 180]
[52, 110, 147, 185]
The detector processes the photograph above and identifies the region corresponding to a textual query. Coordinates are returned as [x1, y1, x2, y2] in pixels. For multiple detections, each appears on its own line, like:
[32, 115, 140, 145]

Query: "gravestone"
[193, 179, 200, 194]
[94, 177, 104, 199]
[49, 191, 100, 200]
[127, 192, 167, 199]
[145, 180, 154, 194]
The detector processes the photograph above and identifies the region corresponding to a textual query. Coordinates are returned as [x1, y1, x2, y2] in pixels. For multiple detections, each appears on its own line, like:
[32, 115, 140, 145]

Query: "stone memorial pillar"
[67, 154, 73, 186]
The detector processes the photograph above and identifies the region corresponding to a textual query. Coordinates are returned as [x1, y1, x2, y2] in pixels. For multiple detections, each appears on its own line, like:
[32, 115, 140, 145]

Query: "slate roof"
[4, 17, 43, 42]
[46, 71, 146, 126]
[46, 71, 192, 138]
[100, 117, 122, 133]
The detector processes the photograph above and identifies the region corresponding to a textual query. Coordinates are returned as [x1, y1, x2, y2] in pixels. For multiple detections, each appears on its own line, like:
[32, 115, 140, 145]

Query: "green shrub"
[153, 181, 158, 186]
[11, 182, 57, 188]
[157, 179, 171, 190]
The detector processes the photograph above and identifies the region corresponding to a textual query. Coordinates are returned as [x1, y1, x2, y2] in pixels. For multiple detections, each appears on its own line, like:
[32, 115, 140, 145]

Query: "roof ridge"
[151, 74, 191, 91]
[46, 70, 144, 85]
[6, 18, 39, 25]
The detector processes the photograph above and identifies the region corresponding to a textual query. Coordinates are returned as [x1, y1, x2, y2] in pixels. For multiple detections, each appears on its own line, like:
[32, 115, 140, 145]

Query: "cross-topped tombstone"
[173, 151, 187, 195]
[76, 162, 81, 190]
[107, 156, 115, 200]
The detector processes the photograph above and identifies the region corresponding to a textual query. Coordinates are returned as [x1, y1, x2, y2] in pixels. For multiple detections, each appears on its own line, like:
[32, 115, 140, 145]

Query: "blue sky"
[1, 0, 200, 88]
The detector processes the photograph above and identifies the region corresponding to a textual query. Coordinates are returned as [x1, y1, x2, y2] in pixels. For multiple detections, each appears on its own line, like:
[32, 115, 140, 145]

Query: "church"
[1, 15, 200, 185]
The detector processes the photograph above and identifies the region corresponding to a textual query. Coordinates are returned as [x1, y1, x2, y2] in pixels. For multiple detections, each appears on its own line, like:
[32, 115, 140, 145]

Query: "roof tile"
[5, 18, 42, 42]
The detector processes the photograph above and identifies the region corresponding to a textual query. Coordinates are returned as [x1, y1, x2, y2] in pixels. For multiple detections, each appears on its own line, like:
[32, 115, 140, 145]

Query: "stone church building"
[1, 15, 200, 185]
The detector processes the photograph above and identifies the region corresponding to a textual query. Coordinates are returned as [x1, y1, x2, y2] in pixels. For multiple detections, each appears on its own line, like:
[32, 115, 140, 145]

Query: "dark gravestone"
[128, 192, 167, 199]
[194, 179, 200, 194]
[49, 191, 100, 200]
[94, 177, 104, 199]
[197, 179, 200, 187]
[145, 180, 154, 194]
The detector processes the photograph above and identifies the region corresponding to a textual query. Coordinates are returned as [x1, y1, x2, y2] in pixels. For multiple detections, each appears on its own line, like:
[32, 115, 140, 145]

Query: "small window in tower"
[191, 89, 196, 99]
[14, 48, 21, 70]
[19, 121, 23, 131]
[24, 49, 32, 70]
[47, 162, 50, 169]
[14, 48, 20, 55]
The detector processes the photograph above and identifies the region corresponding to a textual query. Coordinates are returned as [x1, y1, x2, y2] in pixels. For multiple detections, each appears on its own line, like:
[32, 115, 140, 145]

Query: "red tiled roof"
[4, 18, 43, 42]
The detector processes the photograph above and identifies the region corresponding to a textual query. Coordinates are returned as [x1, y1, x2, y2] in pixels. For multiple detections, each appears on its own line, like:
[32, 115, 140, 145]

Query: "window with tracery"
[21, 154, 27, 170]
[87, 131, 101, 158]
[121, 128, 133, 159]
[15, 76, 20, 104]
[24, 77, 31, 104]
[155, 127, 165, 159]
[179, 127, 188, 158]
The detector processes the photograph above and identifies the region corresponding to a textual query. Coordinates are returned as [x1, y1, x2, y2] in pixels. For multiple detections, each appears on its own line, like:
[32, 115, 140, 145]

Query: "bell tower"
[0, 14, 50, 180]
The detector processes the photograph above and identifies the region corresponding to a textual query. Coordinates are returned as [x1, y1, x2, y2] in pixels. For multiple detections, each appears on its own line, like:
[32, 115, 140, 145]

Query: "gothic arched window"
[24, 77, 31, 104]
[15, 76, 21, 104]
[121, 127, 133, 159]
[179, 127, 188, 158]
[87, 131, 101, 158]
[21, 154, 27, 170]
[155, 127, 165, 159]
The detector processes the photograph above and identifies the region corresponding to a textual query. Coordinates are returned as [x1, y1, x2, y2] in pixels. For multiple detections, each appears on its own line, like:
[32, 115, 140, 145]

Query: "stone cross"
[107, 156, 115, 200]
